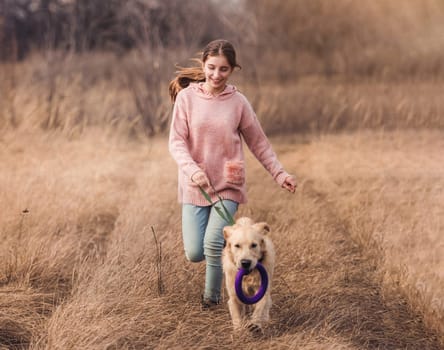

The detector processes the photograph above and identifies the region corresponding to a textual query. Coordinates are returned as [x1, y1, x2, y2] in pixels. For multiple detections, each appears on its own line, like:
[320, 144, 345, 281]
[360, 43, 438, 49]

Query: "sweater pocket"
[224, 160, 245, 185]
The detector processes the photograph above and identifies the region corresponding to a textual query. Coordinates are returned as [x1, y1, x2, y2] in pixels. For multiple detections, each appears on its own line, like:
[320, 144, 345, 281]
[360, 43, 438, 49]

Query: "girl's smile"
[203, 55, 233, 95]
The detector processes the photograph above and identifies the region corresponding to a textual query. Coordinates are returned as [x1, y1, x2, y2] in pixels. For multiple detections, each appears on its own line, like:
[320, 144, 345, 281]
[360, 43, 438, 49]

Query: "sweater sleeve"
[239, 100, 290, 186]
[168, 94, 201, 179]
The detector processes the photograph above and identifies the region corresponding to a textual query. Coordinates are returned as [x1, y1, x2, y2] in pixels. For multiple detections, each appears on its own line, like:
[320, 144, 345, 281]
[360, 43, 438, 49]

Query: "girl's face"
[203, 55, 233, 94]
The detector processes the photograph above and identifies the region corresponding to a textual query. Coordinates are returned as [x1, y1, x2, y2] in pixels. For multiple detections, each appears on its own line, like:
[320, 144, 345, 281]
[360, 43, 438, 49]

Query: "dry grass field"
[1, 1, 444, 346]
[1, 126, 443, 349]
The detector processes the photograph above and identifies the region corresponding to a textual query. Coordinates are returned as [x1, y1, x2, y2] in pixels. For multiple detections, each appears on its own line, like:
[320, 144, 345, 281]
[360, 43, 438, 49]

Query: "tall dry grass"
[1, 129, 443, 349]
[1, 54, 444, 138]
[241, 79, 444, 135]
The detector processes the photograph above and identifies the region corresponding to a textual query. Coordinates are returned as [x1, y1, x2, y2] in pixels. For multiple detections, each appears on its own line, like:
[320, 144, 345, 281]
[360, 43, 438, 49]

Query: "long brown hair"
[169, 39, 241, 102]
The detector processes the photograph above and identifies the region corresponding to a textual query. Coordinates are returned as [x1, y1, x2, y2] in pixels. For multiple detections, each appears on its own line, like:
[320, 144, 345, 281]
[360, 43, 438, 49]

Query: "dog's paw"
[247, 322, 263, 334]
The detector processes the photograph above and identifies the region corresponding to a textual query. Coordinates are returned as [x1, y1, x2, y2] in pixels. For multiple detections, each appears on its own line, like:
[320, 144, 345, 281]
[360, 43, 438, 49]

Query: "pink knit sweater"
[169, 82, 290, 206]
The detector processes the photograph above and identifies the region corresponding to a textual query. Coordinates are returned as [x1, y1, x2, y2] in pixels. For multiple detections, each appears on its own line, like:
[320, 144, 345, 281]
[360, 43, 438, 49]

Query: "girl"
[168, 39, 296, 308]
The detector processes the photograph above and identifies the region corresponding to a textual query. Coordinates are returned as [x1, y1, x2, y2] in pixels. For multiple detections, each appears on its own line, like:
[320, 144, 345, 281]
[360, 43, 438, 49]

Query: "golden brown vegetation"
[1, 0, 444, 349]
[1, 130, 443, 349]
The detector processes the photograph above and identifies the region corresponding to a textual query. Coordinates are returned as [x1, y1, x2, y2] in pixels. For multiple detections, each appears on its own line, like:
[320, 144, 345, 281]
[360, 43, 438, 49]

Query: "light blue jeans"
[182, 200, 238, 303]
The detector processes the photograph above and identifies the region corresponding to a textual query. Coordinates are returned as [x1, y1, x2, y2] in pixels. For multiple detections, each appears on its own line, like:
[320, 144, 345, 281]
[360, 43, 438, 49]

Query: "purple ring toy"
[235, 262, 268, 305]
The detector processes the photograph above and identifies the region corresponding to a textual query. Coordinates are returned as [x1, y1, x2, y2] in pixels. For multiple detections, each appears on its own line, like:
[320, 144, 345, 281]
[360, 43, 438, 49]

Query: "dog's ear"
[223, 225, 233, 240]
[260, 238, 267, 254]
[253, 222, 270, 235]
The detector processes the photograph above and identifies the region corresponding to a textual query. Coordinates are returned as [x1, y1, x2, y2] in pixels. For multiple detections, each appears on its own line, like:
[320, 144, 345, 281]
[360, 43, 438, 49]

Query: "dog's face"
[223, 217, 270, 272]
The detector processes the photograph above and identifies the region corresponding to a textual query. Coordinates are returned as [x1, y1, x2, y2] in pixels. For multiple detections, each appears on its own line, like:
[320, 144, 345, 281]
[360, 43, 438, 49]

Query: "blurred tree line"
[2, 0, 444, 78]
[0, 0, 238, 60]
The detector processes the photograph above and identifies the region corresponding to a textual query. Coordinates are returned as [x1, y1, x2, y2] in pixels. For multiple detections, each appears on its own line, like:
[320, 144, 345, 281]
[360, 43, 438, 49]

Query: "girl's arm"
[168, 96, 202, 180]
[240, 102, 296, 192]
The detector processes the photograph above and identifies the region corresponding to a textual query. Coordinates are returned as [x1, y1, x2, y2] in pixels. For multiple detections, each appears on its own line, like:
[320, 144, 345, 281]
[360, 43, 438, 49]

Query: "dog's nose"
[241, 259, 252, 270]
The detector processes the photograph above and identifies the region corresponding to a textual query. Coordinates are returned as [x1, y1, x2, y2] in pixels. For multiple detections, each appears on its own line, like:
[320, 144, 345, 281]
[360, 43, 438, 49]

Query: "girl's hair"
[169, 39, 241, 102]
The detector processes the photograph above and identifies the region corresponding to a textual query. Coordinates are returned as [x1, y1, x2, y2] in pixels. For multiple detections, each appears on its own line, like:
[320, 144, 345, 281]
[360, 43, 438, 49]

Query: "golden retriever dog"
[223, 217, 275, 332]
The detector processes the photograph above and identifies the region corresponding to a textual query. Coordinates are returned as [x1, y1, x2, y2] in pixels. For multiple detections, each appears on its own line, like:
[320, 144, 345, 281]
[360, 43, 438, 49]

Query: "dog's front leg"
[225, 271, 245, 330]
[227, 296, 245, 330]
[250, 292, 271, 330]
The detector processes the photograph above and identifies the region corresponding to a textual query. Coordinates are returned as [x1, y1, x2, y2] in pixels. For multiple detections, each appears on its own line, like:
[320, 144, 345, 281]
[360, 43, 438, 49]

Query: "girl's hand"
[191, 170, 211, 188]
[282, 175, 297, 193]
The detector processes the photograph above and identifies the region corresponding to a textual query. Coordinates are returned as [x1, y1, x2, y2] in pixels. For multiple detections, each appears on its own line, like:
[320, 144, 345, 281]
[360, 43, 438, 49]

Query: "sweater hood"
[189, 82, 237, 100]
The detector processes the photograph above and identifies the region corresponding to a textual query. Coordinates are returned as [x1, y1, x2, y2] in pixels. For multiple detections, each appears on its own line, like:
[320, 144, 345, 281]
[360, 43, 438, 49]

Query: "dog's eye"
[251, 243, 257, 248]
[234, 244, 240, 248]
